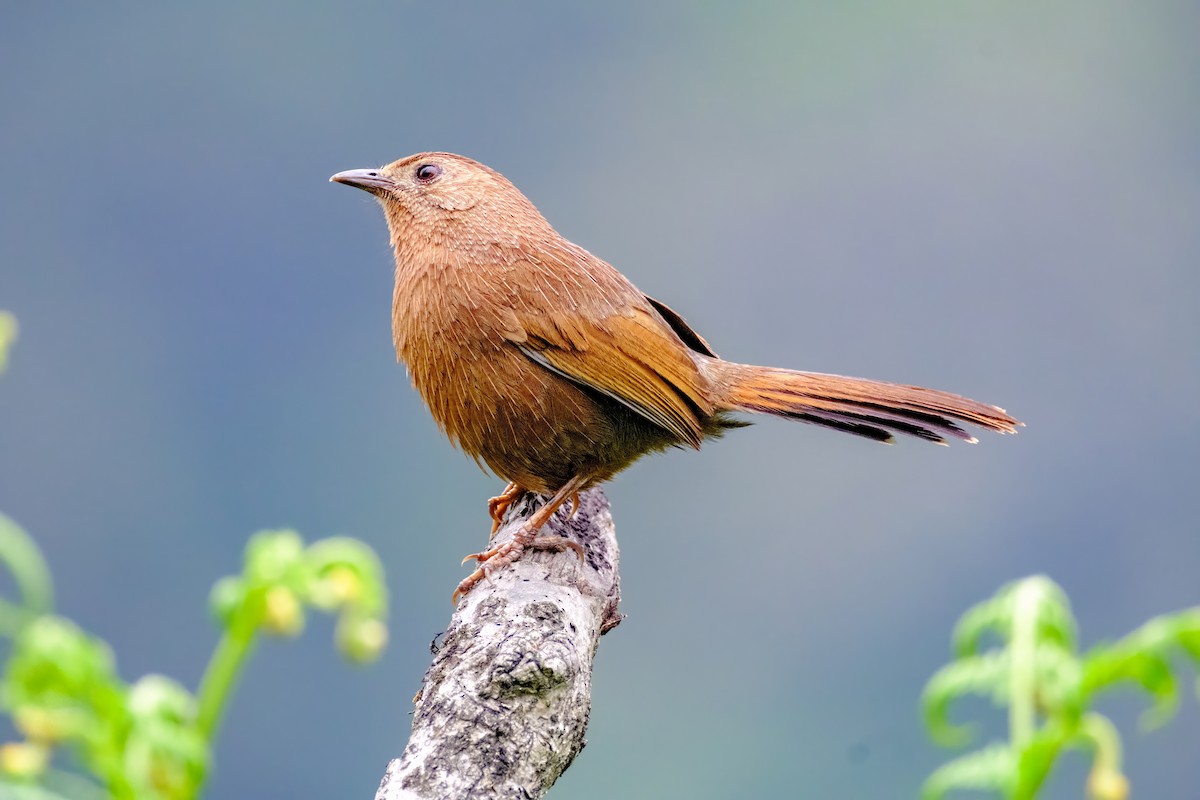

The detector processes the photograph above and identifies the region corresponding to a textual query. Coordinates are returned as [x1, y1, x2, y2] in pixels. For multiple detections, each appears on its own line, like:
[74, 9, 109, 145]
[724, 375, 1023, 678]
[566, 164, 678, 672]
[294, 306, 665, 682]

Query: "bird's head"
[331, 152, 543, 242]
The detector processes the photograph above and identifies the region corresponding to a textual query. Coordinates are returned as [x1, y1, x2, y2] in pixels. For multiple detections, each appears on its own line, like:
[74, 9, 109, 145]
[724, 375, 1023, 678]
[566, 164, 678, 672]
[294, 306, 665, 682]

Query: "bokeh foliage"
[923, 576, 1200, 799]
[0, 521, 388, 800]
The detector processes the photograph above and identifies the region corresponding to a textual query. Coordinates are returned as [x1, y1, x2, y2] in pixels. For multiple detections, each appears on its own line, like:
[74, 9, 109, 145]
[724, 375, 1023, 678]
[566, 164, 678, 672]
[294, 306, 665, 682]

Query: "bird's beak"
[330, 169, 396, 193]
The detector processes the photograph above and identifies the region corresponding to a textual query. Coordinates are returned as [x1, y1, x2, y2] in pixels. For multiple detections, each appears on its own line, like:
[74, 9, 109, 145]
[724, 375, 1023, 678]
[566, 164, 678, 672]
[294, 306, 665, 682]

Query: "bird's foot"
[487, 482, 526, 537]
[453, 523, 584, 605]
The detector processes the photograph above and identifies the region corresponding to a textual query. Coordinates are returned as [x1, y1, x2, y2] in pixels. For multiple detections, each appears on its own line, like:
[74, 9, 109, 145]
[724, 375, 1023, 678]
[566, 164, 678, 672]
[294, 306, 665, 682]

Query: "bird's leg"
[487, 481, 526, 537]
[454, 476, 589, 605]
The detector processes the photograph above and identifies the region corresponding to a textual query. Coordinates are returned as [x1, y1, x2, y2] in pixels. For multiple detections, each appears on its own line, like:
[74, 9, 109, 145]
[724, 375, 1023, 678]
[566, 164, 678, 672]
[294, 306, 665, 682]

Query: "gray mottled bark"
[375, 488, 622, 800]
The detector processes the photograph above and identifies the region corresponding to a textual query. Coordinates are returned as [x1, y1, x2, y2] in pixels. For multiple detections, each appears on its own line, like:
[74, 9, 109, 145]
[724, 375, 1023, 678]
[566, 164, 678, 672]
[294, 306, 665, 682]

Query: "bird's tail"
[711, 361, 1020, 445]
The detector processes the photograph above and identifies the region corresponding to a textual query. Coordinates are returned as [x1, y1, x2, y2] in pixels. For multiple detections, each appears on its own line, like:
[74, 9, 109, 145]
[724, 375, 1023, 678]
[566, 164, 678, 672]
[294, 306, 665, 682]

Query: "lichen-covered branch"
[375, 488, 622, 800]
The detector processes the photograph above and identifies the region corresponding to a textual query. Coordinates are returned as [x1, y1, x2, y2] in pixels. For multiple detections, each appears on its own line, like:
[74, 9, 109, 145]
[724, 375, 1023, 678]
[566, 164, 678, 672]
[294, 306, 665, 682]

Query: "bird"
[330, 153, 1020, 603]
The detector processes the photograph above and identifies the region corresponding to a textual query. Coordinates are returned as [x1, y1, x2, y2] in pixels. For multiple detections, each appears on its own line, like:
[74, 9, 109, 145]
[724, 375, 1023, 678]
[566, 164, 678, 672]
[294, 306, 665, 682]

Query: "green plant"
[0, 521, 388, 800]
[922, 575, 1200, 799]
[0, 315, 389, 799]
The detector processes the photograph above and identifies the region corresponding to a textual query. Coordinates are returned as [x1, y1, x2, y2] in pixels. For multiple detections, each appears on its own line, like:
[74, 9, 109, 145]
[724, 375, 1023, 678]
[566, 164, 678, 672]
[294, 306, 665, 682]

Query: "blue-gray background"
[2, 2, 1198, 797]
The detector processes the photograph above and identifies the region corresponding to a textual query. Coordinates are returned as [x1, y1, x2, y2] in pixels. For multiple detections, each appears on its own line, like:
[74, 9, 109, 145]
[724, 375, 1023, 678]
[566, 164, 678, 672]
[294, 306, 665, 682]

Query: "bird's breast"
[389, 256, 609, 491]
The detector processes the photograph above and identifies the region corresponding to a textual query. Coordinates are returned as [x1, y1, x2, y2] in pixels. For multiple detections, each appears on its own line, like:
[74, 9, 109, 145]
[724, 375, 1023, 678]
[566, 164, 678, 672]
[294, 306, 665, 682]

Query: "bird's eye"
[415, 164, 442, 183]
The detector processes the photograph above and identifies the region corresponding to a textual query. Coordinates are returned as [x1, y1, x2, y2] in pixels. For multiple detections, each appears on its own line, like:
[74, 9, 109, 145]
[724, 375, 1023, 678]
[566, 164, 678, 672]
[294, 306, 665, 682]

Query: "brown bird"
[331, 153, 1019, 603]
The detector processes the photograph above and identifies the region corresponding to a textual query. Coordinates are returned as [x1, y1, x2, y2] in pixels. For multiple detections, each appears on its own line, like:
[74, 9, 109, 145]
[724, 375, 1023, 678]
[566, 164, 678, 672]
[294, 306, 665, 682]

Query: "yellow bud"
[326, 566, 363, 605]
[263, 586, 304, 636]
[339, 618, 388, 663]
[150, 757, 188, 796]
[1087, 768, 1130, 800]
[0, 742, 48, 778]
[14, 707, 70, 744]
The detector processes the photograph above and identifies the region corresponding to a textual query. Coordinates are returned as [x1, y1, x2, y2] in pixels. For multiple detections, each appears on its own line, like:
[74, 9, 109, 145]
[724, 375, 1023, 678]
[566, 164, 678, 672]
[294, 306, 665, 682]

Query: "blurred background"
[2, 2, 1198, 797]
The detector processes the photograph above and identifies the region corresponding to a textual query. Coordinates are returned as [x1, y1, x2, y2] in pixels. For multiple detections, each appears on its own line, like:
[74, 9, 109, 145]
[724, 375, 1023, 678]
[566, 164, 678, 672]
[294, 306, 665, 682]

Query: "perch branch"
[375, 487, 622, 800]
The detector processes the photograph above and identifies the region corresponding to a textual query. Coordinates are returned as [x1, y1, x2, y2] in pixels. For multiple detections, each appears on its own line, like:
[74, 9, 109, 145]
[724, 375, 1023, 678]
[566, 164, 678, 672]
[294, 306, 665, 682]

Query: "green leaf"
[1083, 648, 1175, 728]
[243, 530, 304, 584]
[0, 514, 55, 637]
[952, 577, 1075, 659]
[923, 652, 1009, 747]
[207, 577, 244, 626]
[1012, 722, 1073, 799]
[1081, 608, 1200, 729]
[3, 617, 125, 726]
[1030, 646, 1084, 716]
[922, 642, 1081, 748]
[124, 675, 207, 798]
[922, 743, 1015, 800]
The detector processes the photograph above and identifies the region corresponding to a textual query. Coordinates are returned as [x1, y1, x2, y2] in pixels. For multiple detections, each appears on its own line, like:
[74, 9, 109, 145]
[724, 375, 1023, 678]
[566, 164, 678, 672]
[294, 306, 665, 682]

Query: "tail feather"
[714, 363, 1020, 445]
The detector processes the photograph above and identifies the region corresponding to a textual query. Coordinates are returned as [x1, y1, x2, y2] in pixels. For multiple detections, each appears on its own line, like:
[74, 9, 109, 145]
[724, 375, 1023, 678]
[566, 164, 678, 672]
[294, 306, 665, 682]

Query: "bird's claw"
[451, 532, 585, 605]
[487, 483, 525, 537]
[460, 547, 500, 566]
[452, 568, 487, 606]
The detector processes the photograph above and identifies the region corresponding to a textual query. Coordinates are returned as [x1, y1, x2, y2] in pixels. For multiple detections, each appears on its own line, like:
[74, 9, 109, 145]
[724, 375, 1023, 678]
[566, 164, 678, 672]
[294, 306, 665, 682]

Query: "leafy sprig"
[922, 575, 1200, 799]
[0, 521, 388, 800]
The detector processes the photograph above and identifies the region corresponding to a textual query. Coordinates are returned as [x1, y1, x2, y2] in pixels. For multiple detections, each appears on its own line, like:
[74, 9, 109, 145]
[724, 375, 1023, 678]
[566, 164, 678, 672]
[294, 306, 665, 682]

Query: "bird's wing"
[501, 268, 715, 448]
[509, 305, 712, 447]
